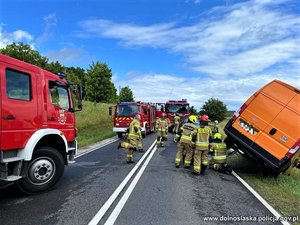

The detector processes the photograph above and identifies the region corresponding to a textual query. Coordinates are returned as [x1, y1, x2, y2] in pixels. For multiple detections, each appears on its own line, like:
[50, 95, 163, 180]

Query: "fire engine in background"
[0, 54, 82, 194]
[110, 101, 157, 138]
[155, 102, 165, 118]
[164, 99, 190, 131]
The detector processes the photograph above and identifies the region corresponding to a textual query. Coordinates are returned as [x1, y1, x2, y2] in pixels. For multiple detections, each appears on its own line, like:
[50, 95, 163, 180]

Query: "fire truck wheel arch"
[18, 129, 68, 162]
[15, 146, 65, 194]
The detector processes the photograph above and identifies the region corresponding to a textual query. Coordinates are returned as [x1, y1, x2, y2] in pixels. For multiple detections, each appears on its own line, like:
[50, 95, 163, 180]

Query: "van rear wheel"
[16, 147, 64, 194]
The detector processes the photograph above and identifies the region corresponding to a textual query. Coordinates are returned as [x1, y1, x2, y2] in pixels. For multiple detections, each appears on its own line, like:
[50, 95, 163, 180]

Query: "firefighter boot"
[200, 165, 207, 175]
[117, 141, 123, 149]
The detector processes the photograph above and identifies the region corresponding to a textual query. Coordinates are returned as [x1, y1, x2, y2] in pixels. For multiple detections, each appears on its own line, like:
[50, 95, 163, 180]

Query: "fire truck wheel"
[16, 146, 65, 194]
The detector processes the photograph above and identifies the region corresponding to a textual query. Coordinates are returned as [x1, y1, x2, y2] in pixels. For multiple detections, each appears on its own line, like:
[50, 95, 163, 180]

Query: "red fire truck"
[0, 54, 82, 194]
[165, 99, 190, 130]
[111, 101, 156, 138]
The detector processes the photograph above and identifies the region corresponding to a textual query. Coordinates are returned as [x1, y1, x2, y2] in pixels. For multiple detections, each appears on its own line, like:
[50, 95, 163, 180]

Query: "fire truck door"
[47, 80, 75, 141]
[1, 68, 38, 150]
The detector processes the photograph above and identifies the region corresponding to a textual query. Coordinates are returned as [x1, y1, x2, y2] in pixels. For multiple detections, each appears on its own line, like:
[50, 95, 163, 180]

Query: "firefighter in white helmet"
[175, 115, 198, 168]
[118, 113, 142, 163]
[156, 113, 169, 147]
[192, 115, 212, 175]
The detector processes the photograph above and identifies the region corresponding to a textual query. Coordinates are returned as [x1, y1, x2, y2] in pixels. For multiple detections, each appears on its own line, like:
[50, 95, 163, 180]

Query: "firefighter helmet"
[214, 133, 222, 140]
[188, 115, 197, 123]
[135, 113, 141, 120]
[199, 115, 209, 122]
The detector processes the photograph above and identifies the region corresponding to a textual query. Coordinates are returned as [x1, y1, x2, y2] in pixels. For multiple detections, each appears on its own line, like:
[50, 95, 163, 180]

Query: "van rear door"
[253, 81, 299, 160]
[231, 81, 285, 146]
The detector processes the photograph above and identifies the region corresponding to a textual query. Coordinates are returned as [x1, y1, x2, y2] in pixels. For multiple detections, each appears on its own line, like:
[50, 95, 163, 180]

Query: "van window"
[49, 81, 70, 110]
[6, 69, 31, 101]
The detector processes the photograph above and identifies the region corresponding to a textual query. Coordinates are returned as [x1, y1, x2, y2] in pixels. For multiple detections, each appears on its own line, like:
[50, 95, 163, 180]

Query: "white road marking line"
[75, 137, 119, 158]
[232, 171, 291, 225]
[104, 146, 157, 225]
[88, 140, 157, 225]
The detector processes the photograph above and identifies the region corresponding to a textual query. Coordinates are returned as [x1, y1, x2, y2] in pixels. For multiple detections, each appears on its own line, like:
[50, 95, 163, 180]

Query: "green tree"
[85, 61, 117, 103]
[200, 97, 227, 122]
[0, 42, 48, 68]
[119, 86, 134, 102]
[190, 105, 197, 115]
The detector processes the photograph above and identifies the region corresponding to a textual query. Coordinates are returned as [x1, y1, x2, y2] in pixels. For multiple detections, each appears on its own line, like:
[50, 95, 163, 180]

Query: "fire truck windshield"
[116, 105, 141, 116]
[165, 104, 189, 114]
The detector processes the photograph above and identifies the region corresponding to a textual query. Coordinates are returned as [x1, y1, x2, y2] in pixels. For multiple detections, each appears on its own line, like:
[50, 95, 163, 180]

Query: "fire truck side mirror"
[72, 84, 83, 112]
[109, 106, 112, 116]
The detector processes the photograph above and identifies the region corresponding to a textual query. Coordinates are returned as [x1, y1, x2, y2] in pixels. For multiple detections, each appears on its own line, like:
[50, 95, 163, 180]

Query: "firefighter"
[192, 115, 212, 175]
[209, 133, 232, 174]
[156, 113, 168, 147]
[118, 114, 142, 163]
[173, 113, 181, 134]
[175, 115, 198, 168]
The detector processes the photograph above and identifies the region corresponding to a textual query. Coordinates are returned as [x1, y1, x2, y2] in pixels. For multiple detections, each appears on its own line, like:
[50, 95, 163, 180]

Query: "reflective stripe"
[181, 135, 192, 141]
[213, 156, 226, 160]
[195, 141, 209, 147]
[185, 160, 191, 164]
[194, 165, 200, 170]
[202, 160, 208, 165]
[175, 158, 180, 163]
[128, 133, 139, 138]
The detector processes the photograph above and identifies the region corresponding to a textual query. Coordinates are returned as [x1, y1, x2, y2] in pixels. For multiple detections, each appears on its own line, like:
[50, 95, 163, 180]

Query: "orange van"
[224, 80, 300, 174]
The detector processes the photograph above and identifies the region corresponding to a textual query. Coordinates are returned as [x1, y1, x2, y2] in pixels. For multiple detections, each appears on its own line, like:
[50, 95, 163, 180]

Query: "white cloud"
[0, 25, 34, 48]
[45, 47, 94, 68]
[79, 0, 300, 79]
[37, 13, 57, 44]
[116, 72, 300, 110]
[80, 0, 300, 109]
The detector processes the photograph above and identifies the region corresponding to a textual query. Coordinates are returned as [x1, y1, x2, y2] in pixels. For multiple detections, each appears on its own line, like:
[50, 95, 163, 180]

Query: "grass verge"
[75, 101, 115, 148]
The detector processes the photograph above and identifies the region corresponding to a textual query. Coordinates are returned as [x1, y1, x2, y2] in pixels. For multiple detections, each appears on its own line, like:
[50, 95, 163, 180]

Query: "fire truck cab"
[111, 101, 156, 138]
[0, 54, 82, 194]
[165, 99, 190, 130]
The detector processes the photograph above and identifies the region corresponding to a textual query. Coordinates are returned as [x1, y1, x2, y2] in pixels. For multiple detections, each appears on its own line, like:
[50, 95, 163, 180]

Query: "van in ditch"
[224, 80, 300, 175]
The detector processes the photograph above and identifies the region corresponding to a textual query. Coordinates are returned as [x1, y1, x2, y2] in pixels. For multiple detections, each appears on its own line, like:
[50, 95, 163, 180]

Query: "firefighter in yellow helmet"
[118, 114, 142, 163]
[192, 115, 212, 175]
[173, 113, 181, 134]
[156, 113, 169, 147]
[175, 115, 198, 168]
[209, 133, 232, 174]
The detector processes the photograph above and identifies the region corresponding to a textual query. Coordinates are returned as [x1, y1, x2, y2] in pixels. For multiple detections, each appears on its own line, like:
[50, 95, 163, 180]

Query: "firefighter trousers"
[121, 138, 137, 162]
[193, 149, 209, 174]
[175, 142, 192, 167]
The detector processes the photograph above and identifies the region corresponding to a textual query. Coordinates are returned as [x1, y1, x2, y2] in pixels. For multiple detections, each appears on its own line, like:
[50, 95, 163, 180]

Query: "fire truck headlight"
[116, 123, 120, 126]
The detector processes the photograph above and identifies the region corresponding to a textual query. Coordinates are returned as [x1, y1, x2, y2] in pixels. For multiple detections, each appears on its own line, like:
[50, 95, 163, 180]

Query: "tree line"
[0, 42, 134, 103]
[1, 42, 227, 121]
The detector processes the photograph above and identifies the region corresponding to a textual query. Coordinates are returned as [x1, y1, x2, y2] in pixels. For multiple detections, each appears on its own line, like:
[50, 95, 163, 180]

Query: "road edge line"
[88, 140, 157, 225]
[232, 171, 291, 225]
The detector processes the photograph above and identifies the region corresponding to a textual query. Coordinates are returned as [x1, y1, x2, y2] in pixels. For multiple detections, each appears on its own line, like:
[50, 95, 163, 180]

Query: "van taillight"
[286, 139, 300, 158]
[232, 103, 248, 121]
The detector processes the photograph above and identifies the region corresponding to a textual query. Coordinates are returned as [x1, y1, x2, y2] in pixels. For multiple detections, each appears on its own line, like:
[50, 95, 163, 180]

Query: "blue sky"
[1, 0, 300, 110]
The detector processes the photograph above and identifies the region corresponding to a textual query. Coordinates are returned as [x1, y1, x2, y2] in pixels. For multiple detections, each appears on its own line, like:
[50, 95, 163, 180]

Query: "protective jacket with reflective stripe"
[210, 142, 227, 164]
[194, 126, 212, 150]
[178, 122, 197, 144]
[156, 118, 168, 132]
[128, 119, 141, 140]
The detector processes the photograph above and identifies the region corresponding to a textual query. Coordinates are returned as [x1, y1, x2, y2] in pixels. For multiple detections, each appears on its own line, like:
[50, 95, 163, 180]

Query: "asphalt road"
[0, 133, 283, 225]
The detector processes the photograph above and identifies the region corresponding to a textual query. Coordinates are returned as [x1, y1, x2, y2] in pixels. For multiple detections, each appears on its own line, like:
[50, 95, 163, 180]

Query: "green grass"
[220, 117, 300, 224]
[75, 101, 115, 148]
